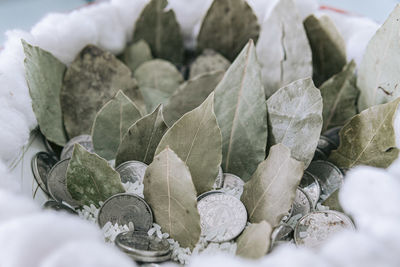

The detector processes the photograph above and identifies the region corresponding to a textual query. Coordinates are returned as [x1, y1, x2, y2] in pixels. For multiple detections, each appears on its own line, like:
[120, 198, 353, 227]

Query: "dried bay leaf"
[256, 0, 312, 98]
[134, 59, 183, 113]
[357, 5, 400, 111]
[91, 91, 142, 160]
[241, 144, 304, 226]
[163, 71, 224, 127]
[236, 221, 273, 259]
[320, 61, 359, 132]
[197, 0, 260, 61]
[267, 78, 323, 169]
[66, 144, 125, 207]
[304, 15, 347, 87]
[122, 40, 153, 73]
[133, 0, 183, 64]
[156, 93, 222, 194]
[22, 40, 67, 146]
[143, 148, 201, 249]
[322, 189, 343, 212]
[116, 105, 168, 166]
[189, 49, 230, 79]
[329, 98, 400, 169]
[61, 45, 143, 138]
[214, 40, 267, 181]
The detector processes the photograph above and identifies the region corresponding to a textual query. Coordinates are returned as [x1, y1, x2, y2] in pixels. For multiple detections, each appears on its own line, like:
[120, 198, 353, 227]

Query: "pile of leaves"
[23, 0, 400, 260]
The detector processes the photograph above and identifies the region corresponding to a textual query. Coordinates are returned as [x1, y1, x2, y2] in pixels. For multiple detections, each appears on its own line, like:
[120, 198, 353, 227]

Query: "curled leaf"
[267, 78, 323, 169]
[91, 91, 142, 160]
[163, 71, 224, 127]
[66, 144, 125, 207]
[189, 49, 230, 79]
[329, 98, 400, 169]
[236, 221, 272, 259]
[122, 40, 153, 73]
[143, 147, 201, 249]
[22, 40, 67, 146]
[134, 59, 183, 113]
[241, 144, 304, 227]
[197, 0, 260, 61]
[214, 40, 267, 181]
[133, 0, 183, 64]
[156, 93, 222, 194]
[116, 105, 168, 166]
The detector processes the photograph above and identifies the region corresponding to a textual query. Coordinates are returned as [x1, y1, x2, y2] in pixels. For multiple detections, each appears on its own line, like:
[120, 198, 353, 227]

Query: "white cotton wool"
[189, 254, 253, 267]
[0, 212, 102, 267]
[0, 162, 20, 192]
[0, 189, 39, 222]
[39, 241, 136, 267]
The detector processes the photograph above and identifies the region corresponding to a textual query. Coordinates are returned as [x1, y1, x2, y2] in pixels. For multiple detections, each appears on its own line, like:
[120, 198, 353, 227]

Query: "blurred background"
[0, 0, 399, 45]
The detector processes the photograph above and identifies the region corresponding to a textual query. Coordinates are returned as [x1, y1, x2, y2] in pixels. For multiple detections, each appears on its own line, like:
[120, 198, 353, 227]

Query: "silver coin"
[43, 200, 77, 215]
[197, 192, 247, 242]
[115, 231, 170, 257]
[124, 251, 171, 263]
[115, 161, 148, 183]
[306, 160, 344, 201]
[299, 171, 321, 208]
[322, 126, 341, 148]
[318, 136, 337, 157]
[31, 152, 58, 195]
[312, 147, 328, 161]
[294, 211, 355, 248]
[222, 173, 244, 198]
[270, 223, 294, 246]
[98, 193, 153, 231]
[292, 187, 313, 218]
[213, 167, 224, 188]
[197, 190, 223, 201]
[60, 135, 94, 160]
[47, 159, 79, 207]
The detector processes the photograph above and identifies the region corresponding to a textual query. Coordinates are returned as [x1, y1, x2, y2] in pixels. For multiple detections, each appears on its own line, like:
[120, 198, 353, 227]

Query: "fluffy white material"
[0, 0, 399, 267]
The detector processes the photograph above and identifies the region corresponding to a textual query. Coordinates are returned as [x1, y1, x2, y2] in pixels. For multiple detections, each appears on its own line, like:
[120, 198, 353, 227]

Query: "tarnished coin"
[115, 231, 170, 257]
[322, 126, 341, 148]
[43, 200, 77, 215]
[98, 193, 153, 231]
[115, 161, 148, 183]
[294, 211, 355, 248]
[31, 151, 58, 194]
[47, 159, 79, 207]
[292, 187, 313, 218]
[270, 223, 294, 249]
[299, 171, 321, 208]
[222, 173, 244, 198]
[317, 136, 337, 157]
[312, 147, 328, 161]
[213, 167, 224, 188]
[197, 192, 247, 242]
[60, 135, 94, 160]
[306, 160, 344, 201]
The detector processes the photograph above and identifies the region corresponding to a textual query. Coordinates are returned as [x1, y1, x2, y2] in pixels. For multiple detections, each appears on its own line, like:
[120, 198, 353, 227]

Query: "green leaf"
[304, 15, 347, 87]
[133, 0, 183, 64]
[122, 39, 153, 73]
[236, 221, 272, 259]
[66, 144, 125, 207]
[214, 40, 267, 181]
[61, 45, 144, 138]
[143, 147, 201, 249]
[357, 5, 400, 111]
[189, 49, 230, 79]
[329, 98, 400, 168]
[320, 61, 359, 132]
[197, 0, 260, 61]
[241, 144, 304, 226]
[257, 0, 312, 98]
[163, 71, 224, 127]
[267, 77, 323, 169]
[91, 91, 142, 160]
[156, 93, 222, 194]
[22, 40, 67, 146]
[116, 105, 168, 166]
[134, 59, 183, 113]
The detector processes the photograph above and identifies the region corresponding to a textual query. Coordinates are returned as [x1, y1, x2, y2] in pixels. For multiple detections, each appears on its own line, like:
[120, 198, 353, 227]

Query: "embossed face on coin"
[47, 159, 79, 207]
[60, 135, 94, 160]
[31, 152, 58, 194]
[115, 161, 148, 183]
[43, 200, 77, 215]
[115, 231, 170, 257]
[306, 161, 344, 201]
[299, 171, 321, 208]
[222, 173, 244, 198]
[98, 193, 153, 231]
[294, 211, 355, 248]
[197, 192, 247, 242]
[292, 188, 312, 218]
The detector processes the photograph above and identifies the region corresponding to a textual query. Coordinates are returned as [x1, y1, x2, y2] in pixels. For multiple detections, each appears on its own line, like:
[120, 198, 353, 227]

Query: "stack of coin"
[115, 160, 148, 183]
[115, 231, 171, 263]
